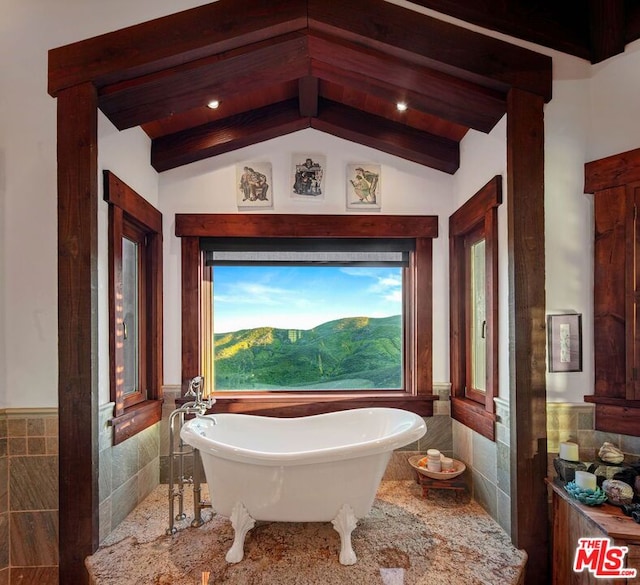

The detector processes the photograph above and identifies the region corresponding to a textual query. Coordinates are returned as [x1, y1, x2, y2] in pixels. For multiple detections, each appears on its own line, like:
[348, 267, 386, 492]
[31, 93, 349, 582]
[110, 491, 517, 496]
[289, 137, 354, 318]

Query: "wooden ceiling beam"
[151, 99, 308, 172]
[589, 0, 626, 63]
[308, 0, 552, 101]
[99, 33, 309, 130]
[408, 0, 591, 61]
[308, 33, 505, 133]
[312, 99, 459, 174]
[626, 1, 640, 44]
[298, 76, 319, 117]
[48, 0, 307, 95]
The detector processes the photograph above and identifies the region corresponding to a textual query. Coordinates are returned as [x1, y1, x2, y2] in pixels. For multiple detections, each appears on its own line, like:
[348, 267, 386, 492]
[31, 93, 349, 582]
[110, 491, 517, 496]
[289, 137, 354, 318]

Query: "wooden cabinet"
[548, 480, 640, 584]
[584, 147, 640, 436]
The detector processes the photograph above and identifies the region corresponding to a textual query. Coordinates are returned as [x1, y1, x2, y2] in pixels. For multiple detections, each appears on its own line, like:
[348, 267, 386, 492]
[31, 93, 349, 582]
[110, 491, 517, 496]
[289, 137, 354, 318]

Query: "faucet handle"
[185, 375, 204, 397]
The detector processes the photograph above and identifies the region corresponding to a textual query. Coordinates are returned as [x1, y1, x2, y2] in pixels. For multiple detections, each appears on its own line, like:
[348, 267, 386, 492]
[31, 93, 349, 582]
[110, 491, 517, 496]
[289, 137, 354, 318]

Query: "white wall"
[588, 39, 640, 161]
[544, 69, 592, 402]
[0, 0, 207, 408]
[97, 114, 160, 405]
[453, 117, 509, 399]
[543, 43, 640, 402]
[159, 129, 455, 385]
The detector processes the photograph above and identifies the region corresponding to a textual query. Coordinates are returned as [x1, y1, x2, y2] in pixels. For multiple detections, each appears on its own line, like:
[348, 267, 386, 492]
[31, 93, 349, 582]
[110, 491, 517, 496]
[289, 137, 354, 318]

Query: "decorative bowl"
[408, 454, 466, 480]
[564, 481, 608, 506]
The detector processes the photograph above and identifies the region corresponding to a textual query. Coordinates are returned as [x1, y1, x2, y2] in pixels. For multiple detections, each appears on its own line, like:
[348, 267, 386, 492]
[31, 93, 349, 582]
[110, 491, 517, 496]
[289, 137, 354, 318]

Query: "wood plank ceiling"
[48, 0, 638, 175]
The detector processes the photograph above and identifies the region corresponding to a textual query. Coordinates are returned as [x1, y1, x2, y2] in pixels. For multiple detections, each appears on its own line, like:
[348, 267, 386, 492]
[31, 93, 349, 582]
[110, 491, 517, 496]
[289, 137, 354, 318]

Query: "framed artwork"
[236, 163, 273, 210]
[547, 313, 582, 372]
[346, 163, 381, 210]
[291, 154, 325, 200]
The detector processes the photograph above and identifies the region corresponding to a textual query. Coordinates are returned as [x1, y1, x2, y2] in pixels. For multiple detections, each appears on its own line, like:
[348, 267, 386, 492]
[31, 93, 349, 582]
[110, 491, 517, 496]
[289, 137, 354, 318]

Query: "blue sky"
[213, 265, 402, 333]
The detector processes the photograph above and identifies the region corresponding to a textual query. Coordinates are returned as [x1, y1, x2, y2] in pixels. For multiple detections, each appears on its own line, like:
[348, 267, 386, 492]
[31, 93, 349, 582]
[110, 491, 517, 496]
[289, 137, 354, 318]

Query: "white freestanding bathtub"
[180, 407, 426, 565]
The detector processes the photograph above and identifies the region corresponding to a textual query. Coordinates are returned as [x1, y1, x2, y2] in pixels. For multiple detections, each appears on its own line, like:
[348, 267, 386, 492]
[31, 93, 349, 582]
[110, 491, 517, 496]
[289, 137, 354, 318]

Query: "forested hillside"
[213, 315, 402, 390]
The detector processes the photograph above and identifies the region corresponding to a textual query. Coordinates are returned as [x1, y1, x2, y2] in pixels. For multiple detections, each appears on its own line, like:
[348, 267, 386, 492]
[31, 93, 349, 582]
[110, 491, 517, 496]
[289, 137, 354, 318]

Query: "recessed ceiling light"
[207, 100, 220, 109]
[396, 102, 408, 112]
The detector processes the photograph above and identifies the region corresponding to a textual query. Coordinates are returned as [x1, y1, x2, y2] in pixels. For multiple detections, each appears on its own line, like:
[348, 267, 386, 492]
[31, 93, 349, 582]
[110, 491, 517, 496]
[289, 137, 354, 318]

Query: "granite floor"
[87, 479, 526, 585]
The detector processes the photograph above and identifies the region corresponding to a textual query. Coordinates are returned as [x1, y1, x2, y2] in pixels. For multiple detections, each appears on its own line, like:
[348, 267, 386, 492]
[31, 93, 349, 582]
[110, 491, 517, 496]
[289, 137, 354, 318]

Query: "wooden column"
[506, 88, 549, 583]
[181, 236, 201, 388]
[57, 82, 99, 584]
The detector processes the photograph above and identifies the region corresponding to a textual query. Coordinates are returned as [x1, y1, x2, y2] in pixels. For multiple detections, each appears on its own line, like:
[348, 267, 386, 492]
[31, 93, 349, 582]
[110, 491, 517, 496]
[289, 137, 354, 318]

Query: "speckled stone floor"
[87, 480, 526, 585]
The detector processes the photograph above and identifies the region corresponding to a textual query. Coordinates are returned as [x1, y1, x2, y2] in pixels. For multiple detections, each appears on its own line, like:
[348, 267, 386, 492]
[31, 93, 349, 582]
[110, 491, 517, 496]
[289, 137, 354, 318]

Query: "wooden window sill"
[110, 399, 163, 445]
[451, 396, 496, 441]
[176, 392, 437, 418]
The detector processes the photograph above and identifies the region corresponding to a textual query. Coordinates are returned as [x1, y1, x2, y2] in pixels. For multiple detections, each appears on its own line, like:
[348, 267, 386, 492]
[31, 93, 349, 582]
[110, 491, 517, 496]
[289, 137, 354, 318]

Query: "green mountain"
[213, 315, 402, 390]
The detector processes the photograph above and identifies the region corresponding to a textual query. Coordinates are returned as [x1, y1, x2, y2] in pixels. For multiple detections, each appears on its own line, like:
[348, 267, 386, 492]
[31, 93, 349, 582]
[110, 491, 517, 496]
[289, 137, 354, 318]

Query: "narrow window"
[105, 171, 163, 444]
[449, 176, 501, 441]
[465, 228, 487, 402]
[122, 236, 139, 398]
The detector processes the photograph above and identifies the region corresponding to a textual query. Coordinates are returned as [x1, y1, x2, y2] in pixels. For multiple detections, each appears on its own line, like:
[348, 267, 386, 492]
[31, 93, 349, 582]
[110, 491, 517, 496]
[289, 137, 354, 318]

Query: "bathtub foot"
[331, 504, 358, 565]
[226, 502, 255, 563]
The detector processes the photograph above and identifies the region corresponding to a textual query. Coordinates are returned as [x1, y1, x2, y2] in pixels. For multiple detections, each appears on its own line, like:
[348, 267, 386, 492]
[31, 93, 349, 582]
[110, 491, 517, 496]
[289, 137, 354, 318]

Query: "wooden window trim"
[105, 170, 163, 444]
[449, 176, 502, 441]
[176, 213, 438, 417]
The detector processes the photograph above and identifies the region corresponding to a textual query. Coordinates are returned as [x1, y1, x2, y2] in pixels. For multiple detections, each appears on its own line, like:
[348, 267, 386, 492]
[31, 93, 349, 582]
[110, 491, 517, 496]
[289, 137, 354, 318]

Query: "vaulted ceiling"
[48, 0, 638, 175]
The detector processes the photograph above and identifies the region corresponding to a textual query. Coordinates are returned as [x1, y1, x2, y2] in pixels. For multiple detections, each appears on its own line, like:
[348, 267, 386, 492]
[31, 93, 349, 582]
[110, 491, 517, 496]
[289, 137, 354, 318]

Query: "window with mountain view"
[177, 213, 438, 417]
[211, 265, 403, 391]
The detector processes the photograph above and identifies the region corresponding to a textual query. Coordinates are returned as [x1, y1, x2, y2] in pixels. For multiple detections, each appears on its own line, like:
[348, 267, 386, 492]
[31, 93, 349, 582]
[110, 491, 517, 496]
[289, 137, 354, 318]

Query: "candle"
[575, 471, 597, 491]
[426, 449, 441, 472]
[559, 441, 579, 462]
[441, 457, 454, 471]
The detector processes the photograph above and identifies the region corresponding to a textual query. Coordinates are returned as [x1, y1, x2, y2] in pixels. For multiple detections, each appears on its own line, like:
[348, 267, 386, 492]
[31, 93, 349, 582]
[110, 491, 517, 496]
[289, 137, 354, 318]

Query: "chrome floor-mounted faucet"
[166, 376, 215, 535]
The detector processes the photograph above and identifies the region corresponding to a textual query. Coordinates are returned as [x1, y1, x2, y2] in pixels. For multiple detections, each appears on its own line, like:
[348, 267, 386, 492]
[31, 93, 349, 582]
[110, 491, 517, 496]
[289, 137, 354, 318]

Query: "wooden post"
[506, 87, 549, 583]
[181, 237, 201, 388]
[57, 82, 99, 584]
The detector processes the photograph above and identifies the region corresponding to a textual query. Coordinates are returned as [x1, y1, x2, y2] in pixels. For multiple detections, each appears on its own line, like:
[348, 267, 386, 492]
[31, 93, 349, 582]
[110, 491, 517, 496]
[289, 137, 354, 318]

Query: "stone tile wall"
[385, 384, 454, 480]
[0, 413, 6, 585]
[546, 402, 640, 479]
[451, 397, 512, 536]
[98, 403, 160, 543]
[0, 405, 161, 584]
[387, 386, 511, 536]
[4, 409, 58, 585]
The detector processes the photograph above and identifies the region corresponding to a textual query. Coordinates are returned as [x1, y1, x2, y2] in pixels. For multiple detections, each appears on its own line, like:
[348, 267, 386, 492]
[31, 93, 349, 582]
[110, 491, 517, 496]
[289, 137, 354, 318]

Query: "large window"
[105, 171, 163, 444]
[177, 214, 438, 417]
[449, 176, 501, 441]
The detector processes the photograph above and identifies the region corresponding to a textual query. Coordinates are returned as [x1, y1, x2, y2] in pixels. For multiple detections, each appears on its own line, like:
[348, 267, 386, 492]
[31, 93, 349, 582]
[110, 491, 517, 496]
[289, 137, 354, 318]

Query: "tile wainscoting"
[546, 402, 640, 478]
[0, 405, 161, 585]
[98, 403, 160, 543]
[451, 396, 512, 536]
[0, 408, 58, 585]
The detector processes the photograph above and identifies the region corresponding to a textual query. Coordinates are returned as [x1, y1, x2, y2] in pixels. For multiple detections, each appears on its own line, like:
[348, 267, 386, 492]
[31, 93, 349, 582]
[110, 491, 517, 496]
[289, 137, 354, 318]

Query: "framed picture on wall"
[236, 162, 273, 210]
[547, 313, 582, 372]
[346, 163, 381, 210]
[291, 154, 325, 200]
